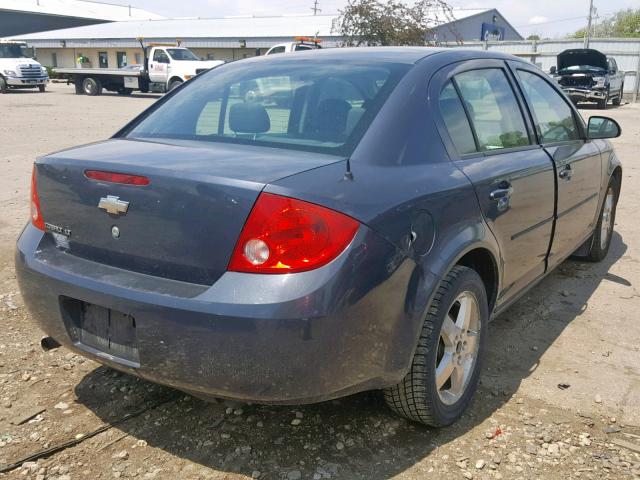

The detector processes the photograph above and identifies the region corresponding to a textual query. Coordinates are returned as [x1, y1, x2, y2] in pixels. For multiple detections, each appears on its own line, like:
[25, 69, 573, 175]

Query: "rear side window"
[439, 81, 476, 155]
[455, 69, 530, 151]
[517, 70, 579, 144]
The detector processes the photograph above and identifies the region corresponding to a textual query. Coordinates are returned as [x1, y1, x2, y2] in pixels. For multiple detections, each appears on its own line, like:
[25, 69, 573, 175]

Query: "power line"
[311, 0, 321, 15]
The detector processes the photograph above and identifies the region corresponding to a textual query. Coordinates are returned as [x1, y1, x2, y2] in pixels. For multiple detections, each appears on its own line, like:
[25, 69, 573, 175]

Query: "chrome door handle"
[490, 186, 513, 200]
[559, 165, 572, 181]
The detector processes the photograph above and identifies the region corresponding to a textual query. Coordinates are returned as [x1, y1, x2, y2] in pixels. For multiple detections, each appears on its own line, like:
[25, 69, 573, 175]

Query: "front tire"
[38, 84, 46, 92]
[612, 84, 623, 106]
[583, 180, 619, 262]
[168, 79, 183, 91]
[0, 76, 8, 94]
[597, 93, 608, 110]
[383, 266, 488, 427]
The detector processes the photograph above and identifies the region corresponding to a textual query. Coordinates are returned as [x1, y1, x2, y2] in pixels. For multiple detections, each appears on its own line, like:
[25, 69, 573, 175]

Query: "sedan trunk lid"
[36, 139, 341, 285]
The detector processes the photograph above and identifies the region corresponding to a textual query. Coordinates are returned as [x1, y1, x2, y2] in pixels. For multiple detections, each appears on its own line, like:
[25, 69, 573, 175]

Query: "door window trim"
[433, 62, 539, 160]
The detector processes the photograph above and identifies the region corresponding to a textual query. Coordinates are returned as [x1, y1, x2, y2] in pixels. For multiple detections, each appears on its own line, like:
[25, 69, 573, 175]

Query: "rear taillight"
[30, 165, 45, 231]
[85, 170, 150, 186]
[228, 193, 359, 274]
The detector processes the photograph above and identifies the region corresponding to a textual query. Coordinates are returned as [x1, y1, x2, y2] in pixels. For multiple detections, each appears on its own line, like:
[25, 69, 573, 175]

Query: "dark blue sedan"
[16, 48, 622, 426]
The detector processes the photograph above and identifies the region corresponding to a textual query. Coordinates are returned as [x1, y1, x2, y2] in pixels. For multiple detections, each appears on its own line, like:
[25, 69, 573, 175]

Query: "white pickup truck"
[54, 43, 224, 96]
[265, 37, 322, 55]
[0, 41, 48, 93]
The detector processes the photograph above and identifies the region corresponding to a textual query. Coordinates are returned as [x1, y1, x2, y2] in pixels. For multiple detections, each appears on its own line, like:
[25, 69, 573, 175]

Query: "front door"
[512, 65, 602, 268]
[148, 48, 170, 83]
[436, 62, 556, 304]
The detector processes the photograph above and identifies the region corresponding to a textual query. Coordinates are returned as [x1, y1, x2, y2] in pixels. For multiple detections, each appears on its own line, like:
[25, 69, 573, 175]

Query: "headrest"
[229, 102, 270, 134]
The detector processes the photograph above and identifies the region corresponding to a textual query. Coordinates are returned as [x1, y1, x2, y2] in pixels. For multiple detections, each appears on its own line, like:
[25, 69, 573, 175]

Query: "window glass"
[439, 81, 477, 154]
[295, 45, 313, 51]
[268, 46, 286, 55]
[127, 60, 410, 156]
[153, 50, 169, 63]
[455, 69, 530, 151]
[98, 52, 108, 68]
[517, 70, 579, 143]
[116, 52, 127, 68]
[167, 48, 199, 61]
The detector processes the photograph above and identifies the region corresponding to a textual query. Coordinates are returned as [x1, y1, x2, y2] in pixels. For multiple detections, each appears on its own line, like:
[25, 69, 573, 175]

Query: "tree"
[526, 34, 541, 41]
[571, 8, 640, 38]
[333, 0, 455, 46]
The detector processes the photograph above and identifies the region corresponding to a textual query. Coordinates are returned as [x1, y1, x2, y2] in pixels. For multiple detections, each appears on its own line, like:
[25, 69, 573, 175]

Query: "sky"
[123, 0, 638, 38]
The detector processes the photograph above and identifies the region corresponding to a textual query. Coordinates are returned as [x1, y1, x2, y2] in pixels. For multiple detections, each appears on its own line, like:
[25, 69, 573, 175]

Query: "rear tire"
[383, 266, 488, 427]
[82, 77, 102, 96]
[0, 76, 8, 94]
[582, 179, 619, 262]
[117, 87, 133, 95]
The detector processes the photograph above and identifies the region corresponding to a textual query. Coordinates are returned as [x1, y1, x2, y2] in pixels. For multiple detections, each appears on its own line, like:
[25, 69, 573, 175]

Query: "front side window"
[517, 70, 579, 144]
[153, 49, 169, 63]
[454, 69, 530, 151]
[439, 81, 476, 155]
[126, 59, 410, 156]
[268, 46, 286, 55]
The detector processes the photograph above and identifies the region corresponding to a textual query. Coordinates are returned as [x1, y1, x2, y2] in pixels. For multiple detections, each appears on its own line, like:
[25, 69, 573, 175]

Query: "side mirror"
[549, 66, 556, 74]
[587, 116, 621, 140]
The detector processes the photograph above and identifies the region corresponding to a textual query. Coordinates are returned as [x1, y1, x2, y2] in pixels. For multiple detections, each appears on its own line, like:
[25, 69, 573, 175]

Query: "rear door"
[434, 60, 556, 304]
[511, 63, 602, 268]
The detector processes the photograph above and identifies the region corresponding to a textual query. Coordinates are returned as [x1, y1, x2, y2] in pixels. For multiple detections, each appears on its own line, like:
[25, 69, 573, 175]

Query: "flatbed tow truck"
[53, 39, 224, 96]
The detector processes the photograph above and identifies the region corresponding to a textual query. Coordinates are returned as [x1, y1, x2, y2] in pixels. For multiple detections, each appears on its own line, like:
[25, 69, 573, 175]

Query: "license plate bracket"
[60, 297, 139, 365]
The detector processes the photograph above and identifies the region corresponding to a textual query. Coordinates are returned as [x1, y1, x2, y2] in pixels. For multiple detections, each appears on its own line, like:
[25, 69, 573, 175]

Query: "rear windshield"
[125, 58, 410, 156]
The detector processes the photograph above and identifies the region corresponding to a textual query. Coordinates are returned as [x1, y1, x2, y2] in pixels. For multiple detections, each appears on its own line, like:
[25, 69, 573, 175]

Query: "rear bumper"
[562, 87, 607, 102]
[16, 224, 433, 404]
[6, 76, 48, 86]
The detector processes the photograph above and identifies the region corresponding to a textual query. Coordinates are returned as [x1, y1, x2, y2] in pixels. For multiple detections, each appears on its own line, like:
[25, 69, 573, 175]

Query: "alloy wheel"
[435, 291, 481, 405]
[600, 187, 615, 250]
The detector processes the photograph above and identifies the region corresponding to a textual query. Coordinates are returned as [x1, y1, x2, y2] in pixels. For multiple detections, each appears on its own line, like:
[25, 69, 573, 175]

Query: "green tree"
[526, 34, 541, 41]
[333, 0, 455, 46]
[571, 8, 640, 38]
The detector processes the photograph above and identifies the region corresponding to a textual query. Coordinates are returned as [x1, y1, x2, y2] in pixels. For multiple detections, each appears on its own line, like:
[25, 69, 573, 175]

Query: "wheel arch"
[610, 165, 622, 193]
[455, 247, 499, 313]
[168, 76, 184, 86]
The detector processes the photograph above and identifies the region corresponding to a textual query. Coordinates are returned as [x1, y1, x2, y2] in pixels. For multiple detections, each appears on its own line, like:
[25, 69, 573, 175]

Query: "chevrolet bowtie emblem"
[98, 195, 129, 215]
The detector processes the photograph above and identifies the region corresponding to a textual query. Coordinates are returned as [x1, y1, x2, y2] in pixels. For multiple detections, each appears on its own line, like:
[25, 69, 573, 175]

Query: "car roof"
[243, 46, 525, 66]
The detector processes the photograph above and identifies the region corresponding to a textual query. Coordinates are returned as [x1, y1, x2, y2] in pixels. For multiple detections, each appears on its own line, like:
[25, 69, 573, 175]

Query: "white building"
[5, 9, 521, 68]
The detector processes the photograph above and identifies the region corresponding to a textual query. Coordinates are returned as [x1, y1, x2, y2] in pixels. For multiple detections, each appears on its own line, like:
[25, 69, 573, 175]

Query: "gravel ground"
[0, 83, 639, 480]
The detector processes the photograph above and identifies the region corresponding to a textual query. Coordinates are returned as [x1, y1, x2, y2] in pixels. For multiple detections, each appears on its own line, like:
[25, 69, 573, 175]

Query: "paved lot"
[0, 83, 639, 479]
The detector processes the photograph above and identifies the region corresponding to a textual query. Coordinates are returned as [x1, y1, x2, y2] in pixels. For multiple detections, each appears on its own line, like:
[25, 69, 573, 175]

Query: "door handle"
[559, 164, 572, 181]
[490, 185, 513, 200]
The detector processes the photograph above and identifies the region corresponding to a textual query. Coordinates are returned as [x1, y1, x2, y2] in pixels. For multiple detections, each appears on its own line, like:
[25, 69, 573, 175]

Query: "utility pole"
[311, 0, 321, 15]
[584, 0, 594, 48]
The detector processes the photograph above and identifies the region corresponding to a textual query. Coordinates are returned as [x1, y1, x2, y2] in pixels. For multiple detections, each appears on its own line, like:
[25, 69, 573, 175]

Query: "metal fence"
[445, 38, 640, 102]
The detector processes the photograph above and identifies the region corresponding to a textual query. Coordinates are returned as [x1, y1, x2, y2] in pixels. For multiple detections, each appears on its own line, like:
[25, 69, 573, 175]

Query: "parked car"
[551, 48, 624, 109]
[16, 48, 622, 427]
